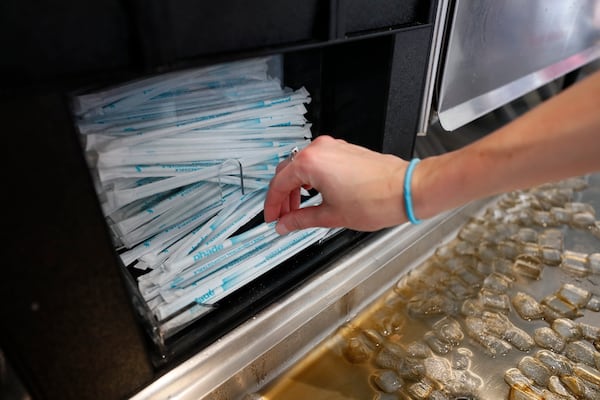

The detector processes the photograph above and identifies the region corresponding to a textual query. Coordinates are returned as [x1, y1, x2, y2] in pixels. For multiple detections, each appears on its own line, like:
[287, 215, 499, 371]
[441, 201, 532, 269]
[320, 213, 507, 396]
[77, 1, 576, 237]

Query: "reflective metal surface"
[417, 0, 450, 136]
[437, 0, 600, 131]
[256, 171, 600, 399]
[130, 199, 494, 400]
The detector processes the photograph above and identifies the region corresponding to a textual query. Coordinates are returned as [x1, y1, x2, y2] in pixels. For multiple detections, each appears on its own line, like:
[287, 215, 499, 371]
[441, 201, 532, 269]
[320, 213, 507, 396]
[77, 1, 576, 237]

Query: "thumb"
[275, 204, 336, 235]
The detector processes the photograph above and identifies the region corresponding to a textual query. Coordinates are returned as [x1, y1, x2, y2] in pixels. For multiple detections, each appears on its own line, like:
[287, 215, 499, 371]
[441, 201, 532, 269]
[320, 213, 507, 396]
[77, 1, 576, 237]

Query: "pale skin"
[264, 69, 600, 235]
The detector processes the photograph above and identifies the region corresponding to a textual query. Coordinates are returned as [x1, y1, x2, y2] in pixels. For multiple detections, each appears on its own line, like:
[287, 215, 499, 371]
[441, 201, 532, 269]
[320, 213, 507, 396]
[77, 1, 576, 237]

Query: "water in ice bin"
[72, 56, 339, 335]
[256, 173, 600, 400]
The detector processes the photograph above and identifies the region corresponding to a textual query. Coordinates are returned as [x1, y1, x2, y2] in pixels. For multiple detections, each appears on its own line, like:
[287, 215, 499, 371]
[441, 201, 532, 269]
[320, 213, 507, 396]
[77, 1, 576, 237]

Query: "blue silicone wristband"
[403, 158, 422, 224]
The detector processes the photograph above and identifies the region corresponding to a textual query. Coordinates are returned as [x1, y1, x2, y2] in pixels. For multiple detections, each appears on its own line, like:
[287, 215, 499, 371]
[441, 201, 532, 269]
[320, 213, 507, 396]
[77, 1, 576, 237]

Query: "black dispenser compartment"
[92, 30, 436, 366]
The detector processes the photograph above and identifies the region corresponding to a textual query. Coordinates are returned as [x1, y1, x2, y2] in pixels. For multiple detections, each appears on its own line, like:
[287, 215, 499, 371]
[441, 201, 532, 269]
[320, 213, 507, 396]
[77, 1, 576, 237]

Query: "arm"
[413, 68, 600, 220]
[264, 69, 600, 234]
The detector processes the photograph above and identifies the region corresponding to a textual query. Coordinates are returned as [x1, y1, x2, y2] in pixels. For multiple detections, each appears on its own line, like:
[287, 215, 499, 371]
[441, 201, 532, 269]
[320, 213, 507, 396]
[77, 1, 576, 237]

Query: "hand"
[264, 135, 410, 234]
[266, 70, 600, 236]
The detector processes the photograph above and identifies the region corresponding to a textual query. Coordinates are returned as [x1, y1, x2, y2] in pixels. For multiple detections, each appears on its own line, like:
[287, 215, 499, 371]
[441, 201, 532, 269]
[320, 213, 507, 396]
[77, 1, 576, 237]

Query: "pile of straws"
[74, 57, 339, 334]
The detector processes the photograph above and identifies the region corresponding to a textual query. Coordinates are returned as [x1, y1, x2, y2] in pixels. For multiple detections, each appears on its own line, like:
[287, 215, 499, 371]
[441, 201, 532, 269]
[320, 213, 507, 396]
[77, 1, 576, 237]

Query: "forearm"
[413, 70, 600, 220]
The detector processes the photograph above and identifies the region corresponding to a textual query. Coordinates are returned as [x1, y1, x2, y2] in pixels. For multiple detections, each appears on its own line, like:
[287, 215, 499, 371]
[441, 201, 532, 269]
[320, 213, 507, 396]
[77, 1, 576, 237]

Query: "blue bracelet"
[403, 158, 422, 224]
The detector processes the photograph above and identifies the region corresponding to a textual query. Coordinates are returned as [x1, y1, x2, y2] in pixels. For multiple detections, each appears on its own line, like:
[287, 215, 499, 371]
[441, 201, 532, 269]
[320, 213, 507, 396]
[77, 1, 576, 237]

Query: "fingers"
[278, 187, 301, 216]
[264, 135, 340, 228]
[289, 187, 301, 214]
[275, 204, 338, 235]
[264, 154, 310, 222]
[275, 157, 291, 173]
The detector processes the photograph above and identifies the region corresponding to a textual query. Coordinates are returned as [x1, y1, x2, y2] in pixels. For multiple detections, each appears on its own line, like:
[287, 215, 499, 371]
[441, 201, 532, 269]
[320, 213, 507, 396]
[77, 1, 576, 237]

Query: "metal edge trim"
[417, 0, 451, 136]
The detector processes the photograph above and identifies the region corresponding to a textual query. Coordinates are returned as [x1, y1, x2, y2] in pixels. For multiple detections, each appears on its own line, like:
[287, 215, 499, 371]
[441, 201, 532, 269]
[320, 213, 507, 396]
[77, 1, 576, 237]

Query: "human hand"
[264, 135, 410, 234]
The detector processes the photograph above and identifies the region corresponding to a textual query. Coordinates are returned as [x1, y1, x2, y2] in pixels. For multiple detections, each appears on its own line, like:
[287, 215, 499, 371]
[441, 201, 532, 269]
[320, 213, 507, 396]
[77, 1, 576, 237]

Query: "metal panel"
[437, 0, 600, 131]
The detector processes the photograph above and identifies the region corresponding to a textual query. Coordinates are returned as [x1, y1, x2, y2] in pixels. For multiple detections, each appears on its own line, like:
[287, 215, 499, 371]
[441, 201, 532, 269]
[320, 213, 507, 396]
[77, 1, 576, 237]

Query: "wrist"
[403, 158, 422, 224]
[410, 155, 438, 221]
[411, 151, 475, 221]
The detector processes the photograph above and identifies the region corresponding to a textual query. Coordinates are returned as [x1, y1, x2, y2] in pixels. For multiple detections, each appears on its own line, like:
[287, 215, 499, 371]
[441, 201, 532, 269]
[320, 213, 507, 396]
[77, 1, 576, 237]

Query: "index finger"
[264, 160, 309, 222]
